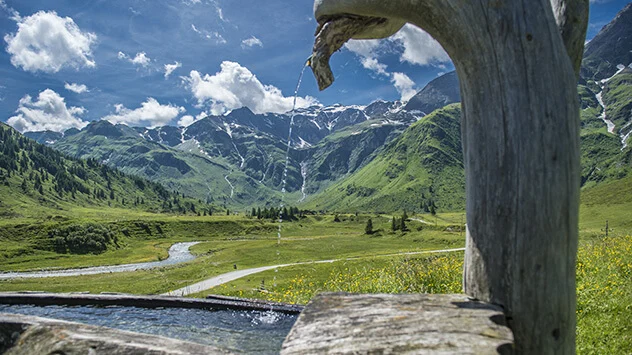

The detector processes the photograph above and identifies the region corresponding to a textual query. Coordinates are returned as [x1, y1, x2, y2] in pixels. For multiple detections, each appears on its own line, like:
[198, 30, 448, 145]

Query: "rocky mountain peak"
[582, 3, 632, 81]
[403, 71, 460, 115]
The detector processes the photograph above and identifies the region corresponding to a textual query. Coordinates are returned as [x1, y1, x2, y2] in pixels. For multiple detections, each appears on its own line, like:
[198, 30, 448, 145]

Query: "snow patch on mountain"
[297, 137, 312, 148]
[310, 119, 322, 130]
[224, 171, 235, 199]
[595, 91, 617, 134]
[180, 127, 188, 144]
[298, 161, 308, 203]
[600, 64, 627, 84]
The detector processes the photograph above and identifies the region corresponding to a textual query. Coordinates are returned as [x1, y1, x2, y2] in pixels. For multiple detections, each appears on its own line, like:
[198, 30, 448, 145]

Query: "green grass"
[576, 235, 632, 354]
[602, 69, 632, 129]
[580, 175, 632, 239]
[0, 213, 464, 293]
[203, 233, 632, 354]
[1, 146, 630, 354]
[195, 252, 464, 304]
[0, 216, 271, 272]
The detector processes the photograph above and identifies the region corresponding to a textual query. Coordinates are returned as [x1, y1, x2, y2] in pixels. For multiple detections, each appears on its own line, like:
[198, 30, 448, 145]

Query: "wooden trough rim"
[0, 292, 303, 314]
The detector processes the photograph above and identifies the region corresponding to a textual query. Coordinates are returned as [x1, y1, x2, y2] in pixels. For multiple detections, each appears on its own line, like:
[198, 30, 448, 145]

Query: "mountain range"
[25, 95, 432, 209]
[19, 4, 632, 212]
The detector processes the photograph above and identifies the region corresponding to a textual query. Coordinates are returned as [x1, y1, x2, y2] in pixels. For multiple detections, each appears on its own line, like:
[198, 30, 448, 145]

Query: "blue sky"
[0, 0, 629, 132]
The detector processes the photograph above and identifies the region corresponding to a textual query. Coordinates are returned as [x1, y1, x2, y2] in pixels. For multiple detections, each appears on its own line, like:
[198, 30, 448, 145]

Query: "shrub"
[49, 224, 116, 254]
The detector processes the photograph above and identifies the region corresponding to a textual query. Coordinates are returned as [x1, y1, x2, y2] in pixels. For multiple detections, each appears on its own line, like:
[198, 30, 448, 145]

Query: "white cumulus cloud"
[345, 39, 388, 75]
[344, 25, 450, 101]
[130, 52, 151, 66]
[391, 72, 417, 101]
[103, 98, 185, 128]
[390, 24, 450, 66]
[7, 89, 88, 133]
[360, 57, 388, 76]
[345, 39, 381, 59]
[241, 36, 263, 49]
[345, 39, 418, 101]
[64, 82, 88, 94]
[4, 11, 97, 73]
[183, 61, 318, 115]
[118, 51, 151, 67]
[178, 112, 208, 127]
[164, 61, 182, 79]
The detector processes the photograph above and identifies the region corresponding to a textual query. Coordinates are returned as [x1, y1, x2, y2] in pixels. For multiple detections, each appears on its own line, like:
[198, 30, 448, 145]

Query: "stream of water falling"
[274, 63, 309, 287]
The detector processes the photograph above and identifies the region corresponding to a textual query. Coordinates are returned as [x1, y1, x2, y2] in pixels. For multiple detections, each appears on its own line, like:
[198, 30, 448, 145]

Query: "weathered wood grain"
[551, 0, 590, 76]
[281, 293, 514, 354]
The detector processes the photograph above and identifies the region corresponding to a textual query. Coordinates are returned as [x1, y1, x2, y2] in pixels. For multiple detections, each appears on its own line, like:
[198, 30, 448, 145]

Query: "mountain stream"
[0, 242, 200, 279]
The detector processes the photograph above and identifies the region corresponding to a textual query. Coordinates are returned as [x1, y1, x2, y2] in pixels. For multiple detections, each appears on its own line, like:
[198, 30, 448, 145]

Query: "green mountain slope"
[303, 104, 464, 212]
[51, 120, 292, 209]
[581, 173, 632, 206]
[578, 72, 632, 185]
[297, 116, 412, 195]
[0, 122, 209, 220]
[602, 68, 632, 143]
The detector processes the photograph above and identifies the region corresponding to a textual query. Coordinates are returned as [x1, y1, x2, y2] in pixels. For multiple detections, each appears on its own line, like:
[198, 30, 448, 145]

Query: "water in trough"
[0, 304, 297, 354]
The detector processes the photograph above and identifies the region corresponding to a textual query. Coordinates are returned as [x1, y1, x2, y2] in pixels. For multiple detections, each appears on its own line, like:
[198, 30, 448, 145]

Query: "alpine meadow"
[0, 0, 631, 354]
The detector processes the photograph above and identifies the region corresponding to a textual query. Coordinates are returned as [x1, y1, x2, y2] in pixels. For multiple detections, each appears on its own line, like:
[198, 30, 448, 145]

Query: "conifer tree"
[365, 218, 373, 235]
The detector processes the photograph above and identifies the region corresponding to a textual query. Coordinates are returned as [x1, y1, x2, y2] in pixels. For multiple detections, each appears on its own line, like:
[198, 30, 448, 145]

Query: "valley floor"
[0, 201, 630, 354]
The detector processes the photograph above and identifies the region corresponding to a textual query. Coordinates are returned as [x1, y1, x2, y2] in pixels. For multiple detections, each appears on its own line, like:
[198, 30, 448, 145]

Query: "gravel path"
[163, 247, 465, 297]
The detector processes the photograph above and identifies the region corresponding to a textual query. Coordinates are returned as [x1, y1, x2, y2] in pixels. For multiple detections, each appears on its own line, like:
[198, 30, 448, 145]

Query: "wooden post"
[312, 0, 588, 353]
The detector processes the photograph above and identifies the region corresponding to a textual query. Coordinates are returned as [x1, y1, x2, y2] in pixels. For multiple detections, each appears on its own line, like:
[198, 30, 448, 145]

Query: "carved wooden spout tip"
[310, 16, 388, 91]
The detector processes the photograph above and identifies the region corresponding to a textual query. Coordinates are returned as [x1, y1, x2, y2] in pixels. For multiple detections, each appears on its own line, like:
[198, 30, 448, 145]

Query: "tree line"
[250, 206, 303, 220]
[0, 123, 212, 215]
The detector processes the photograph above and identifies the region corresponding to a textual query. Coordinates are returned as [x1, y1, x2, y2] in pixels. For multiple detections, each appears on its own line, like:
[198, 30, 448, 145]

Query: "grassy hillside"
[0, 122, 214, 222]
[602, 68, 632, 134]
[51, 120, 294, 209]
[298, 118, 408, 194]
[303, 104, 464, 213]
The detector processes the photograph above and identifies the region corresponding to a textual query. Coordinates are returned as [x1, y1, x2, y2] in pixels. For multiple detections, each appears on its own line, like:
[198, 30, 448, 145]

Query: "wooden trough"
[0, 291, 513, 354]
